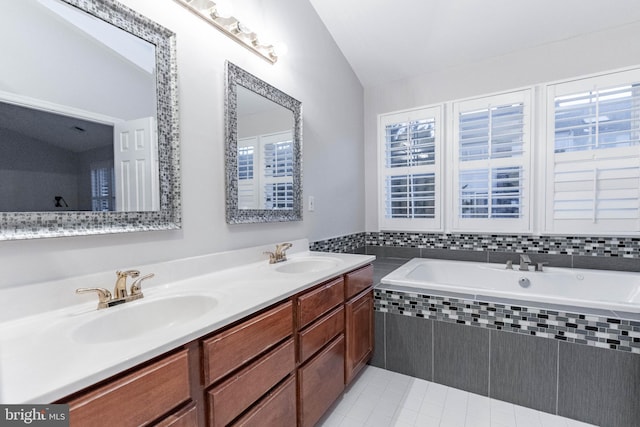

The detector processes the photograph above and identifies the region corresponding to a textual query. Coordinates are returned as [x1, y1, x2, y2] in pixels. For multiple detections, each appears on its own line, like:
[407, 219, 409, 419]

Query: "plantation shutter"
[452, 90, 532, 233]
[378, 106, 442, 231]
[545, 69, 640, 234]
[238, 137, 258, 209]
[261, 131, 294, 210]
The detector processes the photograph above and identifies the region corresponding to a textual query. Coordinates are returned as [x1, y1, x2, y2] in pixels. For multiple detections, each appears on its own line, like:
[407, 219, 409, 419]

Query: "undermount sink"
[274, 257, 340, 274]
[72, 294, 218, 344]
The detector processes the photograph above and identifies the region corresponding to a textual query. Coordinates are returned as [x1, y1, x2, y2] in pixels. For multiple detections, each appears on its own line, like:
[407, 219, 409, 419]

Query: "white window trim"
[375, 65, 640, 237]
[543, 68, 640, 235]
[450, 89, 534, 234]
[378, 105, 444, 232]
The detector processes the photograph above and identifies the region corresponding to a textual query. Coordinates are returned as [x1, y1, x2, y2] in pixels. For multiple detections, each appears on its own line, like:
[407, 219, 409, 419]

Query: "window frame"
[544, 68, 640, 235]
[450, 89, 534, 234]
[378, 105, 444, 232]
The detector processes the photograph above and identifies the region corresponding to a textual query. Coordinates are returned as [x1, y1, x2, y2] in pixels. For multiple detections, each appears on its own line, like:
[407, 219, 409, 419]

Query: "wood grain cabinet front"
[207, 338, 295, 427]
[65, 349, 191, 427]
[345, 289, 374, 384]
[298, 305, 344, 363]
[297, 277, 344, 329]
[344, 264, 373, 300]
[202, 301, 293, 387]
[230, 375, 297, 427]
[297, 335, 346, 427]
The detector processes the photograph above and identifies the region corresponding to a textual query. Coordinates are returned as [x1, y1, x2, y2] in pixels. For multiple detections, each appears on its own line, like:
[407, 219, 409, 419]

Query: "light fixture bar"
[175, 0, 278, 63]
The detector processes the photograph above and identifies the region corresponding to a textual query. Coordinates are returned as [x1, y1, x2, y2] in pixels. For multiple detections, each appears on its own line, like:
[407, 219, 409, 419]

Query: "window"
[545, 69, 640, 234]
[91, 162, 115, 211]
[378, 106, 442, 231]
[452, 90, 532, 232]
[238, 131, 294, 210]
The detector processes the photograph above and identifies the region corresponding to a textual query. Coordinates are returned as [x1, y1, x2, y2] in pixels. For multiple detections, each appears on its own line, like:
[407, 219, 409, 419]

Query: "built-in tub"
[380, 258, 640, 314]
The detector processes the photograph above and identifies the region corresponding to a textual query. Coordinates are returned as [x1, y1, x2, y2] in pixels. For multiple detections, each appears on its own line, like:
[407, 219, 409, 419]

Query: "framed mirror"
[225, 61, 302, 224]
[0, 0, 180, 240]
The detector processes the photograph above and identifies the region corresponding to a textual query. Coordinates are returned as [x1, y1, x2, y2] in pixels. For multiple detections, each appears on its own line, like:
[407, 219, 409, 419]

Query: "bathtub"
[380, 258, 640, 314]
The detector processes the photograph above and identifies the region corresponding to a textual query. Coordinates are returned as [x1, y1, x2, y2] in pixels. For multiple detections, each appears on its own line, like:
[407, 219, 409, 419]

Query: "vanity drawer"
[207, 338, 295, 427]
[345, 264, 373, 300]
[155, 402, 198, 427]
[231, 375, 296, 427]
[67, 349, 190, 427]
[297, 277, 344, 329]
[298, 334, 345, 427]
[202, 300, 293, 386]
[298, 305, 344, 362]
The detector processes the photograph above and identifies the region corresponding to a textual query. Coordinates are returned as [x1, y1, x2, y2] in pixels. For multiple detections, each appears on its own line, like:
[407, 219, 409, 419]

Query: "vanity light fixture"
[175, 0, 279, 63]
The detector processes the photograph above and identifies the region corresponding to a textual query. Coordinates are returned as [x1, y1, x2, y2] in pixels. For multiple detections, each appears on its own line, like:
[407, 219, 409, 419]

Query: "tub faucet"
[519, 254, 531, 271]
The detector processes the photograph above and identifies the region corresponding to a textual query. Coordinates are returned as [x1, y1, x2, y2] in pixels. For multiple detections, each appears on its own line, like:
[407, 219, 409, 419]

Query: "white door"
[114, 117, 159, 211]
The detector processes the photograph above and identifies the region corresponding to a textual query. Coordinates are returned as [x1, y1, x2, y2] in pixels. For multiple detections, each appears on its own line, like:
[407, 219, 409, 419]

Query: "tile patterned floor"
[317, 366, 597, 427]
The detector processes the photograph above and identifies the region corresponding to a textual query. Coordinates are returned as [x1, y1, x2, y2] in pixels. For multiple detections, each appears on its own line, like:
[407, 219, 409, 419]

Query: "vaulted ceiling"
[309, 0, 640, 88]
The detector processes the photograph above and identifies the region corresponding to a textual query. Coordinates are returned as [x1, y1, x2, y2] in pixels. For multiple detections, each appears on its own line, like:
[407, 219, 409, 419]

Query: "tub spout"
[519, 254, 531, 271]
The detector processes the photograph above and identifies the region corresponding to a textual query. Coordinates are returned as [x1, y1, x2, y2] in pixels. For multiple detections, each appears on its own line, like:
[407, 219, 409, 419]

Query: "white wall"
[364, 21, 640, 231]
[0, 0, 364, 289]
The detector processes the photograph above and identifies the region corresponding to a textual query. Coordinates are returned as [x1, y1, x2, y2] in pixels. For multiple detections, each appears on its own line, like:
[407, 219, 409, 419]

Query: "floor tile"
[323, 366, 597, 427]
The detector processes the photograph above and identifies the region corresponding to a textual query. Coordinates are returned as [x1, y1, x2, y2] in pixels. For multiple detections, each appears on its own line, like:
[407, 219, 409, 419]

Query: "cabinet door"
[298, 335, 345, 427]
[66, 350, 190, 427]
[345, 289, 374, 384]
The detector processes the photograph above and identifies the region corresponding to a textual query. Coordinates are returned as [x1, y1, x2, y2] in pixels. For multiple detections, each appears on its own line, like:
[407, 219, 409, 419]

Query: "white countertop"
[0, 240, 374, 403]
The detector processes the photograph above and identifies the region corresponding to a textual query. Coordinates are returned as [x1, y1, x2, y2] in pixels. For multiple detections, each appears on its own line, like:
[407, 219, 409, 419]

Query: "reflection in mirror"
[0, 0, 180, 240]
[237, 86, 294, 210]
[225, 62, 302, 224]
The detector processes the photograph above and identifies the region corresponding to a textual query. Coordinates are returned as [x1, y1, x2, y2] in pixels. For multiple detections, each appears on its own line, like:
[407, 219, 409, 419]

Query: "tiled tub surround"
[370, 258, 640, 427]
[310, 232, 640, 272]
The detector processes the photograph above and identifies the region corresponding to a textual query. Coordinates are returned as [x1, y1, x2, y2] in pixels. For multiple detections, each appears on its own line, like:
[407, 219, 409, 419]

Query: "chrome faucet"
[519, 254, 532, 271]
[76, 270, 154, 309]
[265, 242, 293, 264]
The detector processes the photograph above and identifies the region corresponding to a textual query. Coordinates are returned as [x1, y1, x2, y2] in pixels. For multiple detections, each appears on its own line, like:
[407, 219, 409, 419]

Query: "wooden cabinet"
[202, 301, 293, 386]
[295, 276, 348, 427]
[296, 277, 344, 329]
[58, 263, 374, 427]
[345, 289, 374, 384]
[207, 339, 295, 427]
[298, 335, 346, 427]
[231, 376, 297, 427]
[65, 349, 192, 427]
[345, 265, 374, 384]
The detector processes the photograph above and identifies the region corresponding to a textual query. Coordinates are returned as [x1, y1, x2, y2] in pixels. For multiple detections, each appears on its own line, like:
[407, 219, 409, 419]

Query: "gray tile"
[433, 321, 490, 395]
[488, 251, 572, 268]
[490, 331, 558, 413]
[369, 311, 386, 369]
[380, 246, 422, 259]
[572, 255, 640, 272]
[558, 342, 640, 427]
[420, 248, 488, 262]
[385, 313, 433, 381]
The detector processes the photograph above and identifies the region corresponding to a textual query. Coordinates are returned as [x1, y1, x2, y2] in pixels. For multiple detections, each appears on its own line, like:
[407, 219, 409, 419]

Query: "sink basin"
[72, 294, 218, 344]
[274, 257, 340, 274]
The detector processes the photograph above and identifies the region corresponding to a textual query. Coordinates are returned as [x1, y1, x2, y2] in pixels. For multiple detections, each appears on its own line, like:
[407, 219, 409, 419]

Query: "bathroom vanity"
[0, 240, 374, 427]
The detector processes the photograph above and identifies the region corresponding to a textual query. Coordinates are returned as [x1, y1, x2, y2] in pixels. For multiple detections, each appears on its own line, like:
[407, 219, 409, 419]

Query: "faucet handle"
[130, 273, 154, 295]
[264, 251, 277, 264]
[76, 287, 112, 308]
[535, 262, 549, 272]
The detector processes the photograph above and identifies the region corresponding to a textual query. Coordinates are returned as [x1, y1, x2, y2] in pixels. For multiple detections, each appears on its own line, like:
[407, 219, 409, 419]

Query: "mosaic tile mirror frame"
[0, 0, 181, 240]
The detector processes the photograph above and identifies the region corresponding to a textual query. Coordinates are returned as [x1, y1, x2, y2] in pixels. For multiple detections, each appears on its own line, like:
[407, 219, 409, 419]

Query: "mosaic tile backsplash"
[311, 231, 640, 258]
[375, 287, 640, 355]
